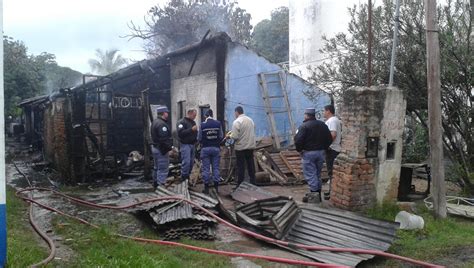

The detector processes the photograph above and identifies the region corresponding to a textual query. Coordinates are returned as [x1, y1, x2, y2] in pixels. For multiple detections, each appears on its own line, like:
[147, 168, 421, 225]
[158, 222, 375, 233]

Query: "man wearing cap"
[198, 109, 223, 194]
[176, 109, 198, 181]
[228, 106, 256, 186]
[151, 105, 173, 188]
[323, 104, 342, 200]
[294, 108, 332, 202]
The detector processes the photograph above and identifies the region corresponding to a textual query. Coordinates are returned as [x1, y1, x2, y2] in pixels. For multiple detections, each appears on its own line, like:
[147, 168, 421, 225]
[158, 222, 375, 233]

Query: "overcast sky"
[4, 0, 289, 74]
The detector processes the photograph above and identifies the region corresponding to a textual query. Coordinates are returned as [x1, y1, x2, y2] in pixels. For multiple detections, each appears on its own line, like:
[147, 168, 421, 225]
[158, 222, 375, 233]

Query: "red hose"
[17, 191, 341, 267]
[11, 161, 57, 268]
[16, 187, 443, 267]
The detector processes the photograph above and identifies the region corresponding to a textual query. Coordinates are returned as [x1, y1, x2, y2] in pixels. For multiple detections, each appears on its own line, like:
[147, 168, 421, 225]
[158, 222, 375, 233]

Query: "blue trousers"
[200, 147, 220, 185]
[302, 150, 325, 192]
[180, 144, 195, 178]
[152, 146, 169, 185]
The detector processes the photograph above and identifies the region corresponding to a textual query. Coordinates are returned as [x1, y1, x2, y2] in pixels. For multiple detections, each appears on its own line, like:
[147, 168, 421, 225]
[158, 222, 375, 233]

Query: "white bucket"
[395, 211, 425, 230]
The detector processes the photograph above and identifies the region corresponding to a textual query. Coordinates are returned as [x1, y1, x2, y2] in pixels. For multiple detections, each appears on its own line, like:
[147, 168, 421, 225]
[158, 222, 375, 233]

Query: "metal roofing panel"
[280, 206, 399, 267]
[231, 182, 277, 204]
[189, 191, 219, 208]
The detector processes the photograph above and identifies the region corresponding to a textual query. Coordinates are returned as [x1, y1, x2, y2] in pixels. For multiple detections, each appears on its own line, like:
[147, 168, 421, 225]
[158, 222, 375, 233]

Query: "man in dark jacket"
[177, 109, 198, 181]
[198, 109, 223, 194]
[151, 105, 173, 188]
[294, 108, 332, 202]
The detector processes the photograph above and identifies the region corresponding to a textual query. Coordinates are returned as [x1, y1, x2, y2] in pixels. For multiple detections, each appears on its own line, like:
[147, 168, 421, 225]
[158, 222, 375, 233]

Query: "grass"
[6, 185, 232, 267]
[364, 202, 474, 267]
[5, 186, 50, 267]
[8, 182, 474, 267]
[52, 216, 231, 268]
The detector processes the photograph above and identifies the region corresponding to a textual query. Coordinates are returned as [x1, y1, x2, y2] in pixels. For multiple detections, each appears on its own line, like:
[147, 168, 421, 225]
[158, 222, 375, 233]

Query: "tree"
[251, 7, 289, 63]
[4, 36, 46, 116]
[4, 36, 83, 117]
[128, 0, 252, 56]
[88, 49, 128, 75]
[306, 0, 473, 191]
[34, 52, 82, 90]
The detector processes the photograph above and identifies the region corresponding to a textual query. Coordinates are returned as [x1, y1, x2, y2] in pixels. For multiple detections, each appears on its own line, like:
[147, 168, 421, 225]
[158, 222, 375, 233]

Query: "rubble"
[132, 180, 219, 241]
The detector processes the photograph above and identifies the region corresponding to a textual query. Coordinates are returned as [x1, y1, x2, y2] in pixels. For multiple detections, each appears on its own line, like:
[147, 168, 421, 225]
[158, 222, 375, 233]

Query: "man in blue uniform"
[198, 109, 223, 194]
[177, 109, 198, 181]
[151, 105, 173, 188]
[294, 108, 333, 203]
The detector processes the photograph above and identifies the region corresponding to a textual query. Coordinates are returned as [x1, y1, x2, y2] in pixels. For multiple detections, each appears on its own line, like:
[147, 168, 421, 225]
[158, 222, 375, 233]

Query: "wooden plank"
[280, 151, 302, 179]
[263, 151, 288, 179]
[255, 154, 287, 185]
[258, 74, 281, 150]
[278, 71, 296, 142]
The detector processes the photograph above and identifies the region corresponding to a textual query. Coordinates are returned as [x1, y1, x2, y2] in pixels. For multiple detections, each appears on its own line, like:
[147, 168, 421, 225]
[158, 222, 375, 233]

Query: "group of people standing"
[150, 103, 341, 202]
[150, 105, 257, 195]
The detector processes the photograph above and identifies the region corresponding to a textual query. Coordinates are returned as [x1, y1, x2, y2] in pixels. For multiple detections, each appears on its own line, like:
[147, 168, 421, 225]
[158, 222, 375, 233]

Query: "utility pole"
[389, 0, 401, 87]
[424, 0, 447, 218]
[367, 0, 373, 87]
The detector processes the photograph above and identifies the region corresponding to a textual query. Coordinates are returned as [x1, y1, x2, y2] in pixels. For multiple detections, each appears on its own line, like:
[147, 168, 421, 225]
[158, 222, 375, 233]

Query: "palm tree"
[88, 49, 128, 75]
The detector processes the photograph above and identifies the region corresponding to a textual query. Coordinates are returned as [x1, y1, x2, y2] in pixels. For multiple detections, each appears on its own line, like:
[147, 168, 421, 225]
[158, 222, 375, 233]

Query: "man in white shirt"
[228, 106, 256, 185]
[323, 104, 342, 200]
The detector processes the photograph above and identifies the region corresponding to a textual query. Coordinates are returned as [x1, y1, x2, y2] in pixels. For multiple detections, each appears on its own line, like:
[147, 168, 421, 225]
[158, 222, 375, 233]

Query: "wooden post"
[424, 0, 447, 218]
[142, 89, 151, 180]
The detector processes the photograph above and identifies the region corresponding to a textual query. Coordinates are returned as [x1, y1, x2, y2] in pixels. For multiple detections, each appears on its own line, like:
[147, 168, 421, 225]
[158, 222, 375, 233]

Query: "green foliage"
[365, 201, 401, 221]
[88, 49, 128, 75]
[3, 36, 82, 117]
[129, 0, 252, 56]
[365, 202, 474, 266]
[251, 7, 289, 63]
[307, 0, 473, 190]
[5, 187, 49, 267]
[52, 216, 231, 268]
[403, 115, 429, 163]
[4, 36, 44, 117]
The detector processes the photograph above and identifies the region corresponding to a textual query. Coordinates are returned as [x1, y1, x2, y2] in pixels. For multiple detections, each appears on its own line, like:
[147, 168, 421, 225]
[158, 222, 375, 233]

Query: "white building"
[289, 0, 362, 79]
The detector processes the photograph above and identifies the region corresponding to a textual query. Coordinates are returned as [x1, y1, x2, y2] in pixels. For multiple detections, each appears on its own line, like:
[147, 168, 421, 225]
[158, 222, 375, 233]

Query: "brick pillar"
[330, 86, 406, 210]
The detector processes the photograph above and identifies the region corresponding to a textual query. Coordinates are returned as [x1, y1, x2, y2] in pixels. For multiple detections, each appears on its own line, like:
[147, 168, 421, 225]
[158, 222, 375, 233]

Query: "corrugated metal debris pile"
[229, 183, 400, 267]
[131, 181, 219, 240]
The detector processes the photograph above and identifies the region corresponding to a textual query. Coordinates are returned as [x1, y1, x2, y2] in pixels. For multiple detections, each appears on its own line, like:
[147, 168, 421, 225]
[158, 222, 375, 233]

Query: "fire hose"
[15, 187, 442, 268]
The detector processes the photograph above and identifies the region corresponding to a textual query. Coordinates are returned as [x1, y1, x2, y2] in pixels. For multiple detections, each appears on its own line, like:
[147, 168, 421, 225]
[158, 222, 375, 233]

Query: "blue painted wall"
[224, 43, 330, 146]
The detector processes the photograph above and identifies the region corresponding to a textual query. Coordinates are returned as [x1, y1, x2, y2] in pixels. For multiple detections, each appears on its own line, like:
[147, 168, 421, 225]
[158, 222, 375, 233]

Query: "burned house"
[21, 32, 329, 182]
[17, 95, 50, 149]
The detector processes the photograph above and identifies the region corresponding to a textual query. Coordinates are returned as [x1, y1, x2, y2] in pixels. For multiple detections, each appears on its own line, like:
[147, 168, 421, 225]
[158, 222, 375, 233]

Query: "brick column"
[330, 86, 406, 210]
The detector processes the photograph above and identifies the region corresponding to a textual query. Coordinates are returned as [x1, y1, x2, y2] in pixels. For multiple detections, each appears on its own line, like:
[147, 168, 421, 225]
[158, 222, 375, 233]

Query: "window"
[199, 104, 210, 122]
[366, 137, 379, 158]
[178, 100, 186, 119]
[386, 141, 396, 160]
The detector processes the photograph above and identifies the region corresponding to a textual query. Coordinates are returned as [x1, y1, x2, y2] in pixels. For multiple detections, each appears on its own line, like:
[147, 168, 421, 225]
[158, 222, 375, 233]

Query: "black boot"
[302, 190, 321, 203]
[202, 184, 209, 195]
[214, 182, 219, 193]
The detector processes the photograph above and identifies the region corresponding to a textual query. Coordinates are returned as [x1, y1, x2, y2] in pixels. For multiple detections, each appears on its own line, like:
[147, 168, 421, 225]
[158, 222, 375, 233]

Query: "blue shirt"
[198, 117, 223, 147]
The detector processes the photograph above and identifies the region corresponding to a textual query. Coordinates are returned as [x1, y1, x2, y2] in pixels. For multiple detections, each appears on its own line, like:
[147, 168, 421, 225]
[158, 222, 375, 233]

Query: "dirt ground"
[7, 139, 322, 267]
[6, 138, 466, 267]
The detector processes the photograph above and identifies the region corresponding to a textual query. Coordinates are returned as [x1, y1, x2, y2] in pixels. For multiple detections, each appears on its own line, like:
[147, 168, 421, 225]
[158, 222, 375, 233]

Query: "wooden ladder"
[258, 71, 296, 149]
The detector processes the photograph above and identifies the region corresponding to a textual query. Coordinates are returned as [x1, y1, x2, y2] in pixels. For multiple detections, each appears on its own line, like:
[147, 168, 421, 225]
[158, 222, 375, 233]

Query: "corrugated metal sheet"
[149, 182, 193, 225]
[132, 181, 219, 240]
[164, 223, 216, 240]
[280, 205, 399, 267]
[231, 182, 276, 204]
[236, 196, 299, 239]
[189, 191, 219, 208]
